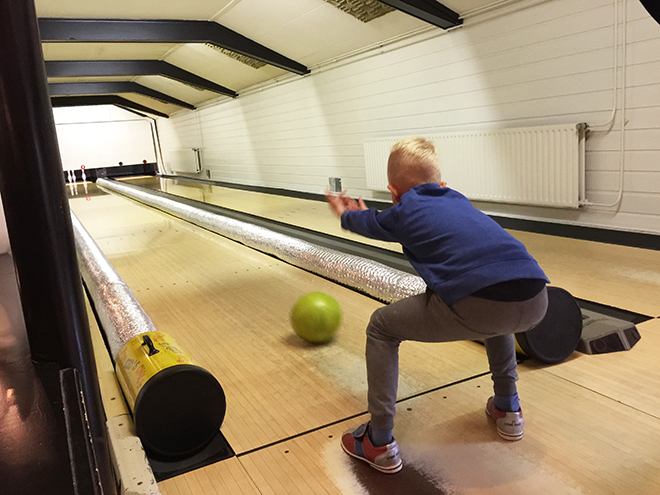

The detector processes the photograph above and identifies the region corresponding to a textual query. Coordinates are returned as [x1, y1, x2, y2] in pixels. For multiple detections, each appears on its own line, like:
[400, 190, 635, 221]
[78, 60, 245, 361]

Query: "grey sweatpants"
[366, 287, 549, 430]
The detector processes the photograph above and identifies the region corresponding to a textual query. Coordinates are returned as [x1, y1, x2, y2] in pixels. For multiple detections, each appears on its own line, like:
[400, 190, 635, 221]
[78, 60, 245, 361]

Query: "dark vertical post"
[0, 2, 116, 494]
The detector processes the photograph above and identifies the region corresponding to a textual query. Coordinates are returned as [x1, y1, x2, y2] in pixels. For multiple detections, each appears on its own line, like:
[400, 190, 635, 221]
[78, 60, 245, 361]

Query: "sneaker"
[486, 396, 524, 441]
[341, 422, 403, 473]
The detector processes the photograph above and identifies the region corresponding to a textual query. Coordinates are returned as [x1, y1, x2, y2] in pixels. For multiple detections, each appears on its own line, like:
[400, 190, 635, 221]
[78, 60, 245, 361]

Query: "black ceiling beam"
[51, 95, 169, 118]
[45, 60, 237, 97]
[112, 106, 154, 120]
[379, 0, 462, 29]
[38, 18, 310, 75]
[49, 81, 195, 110]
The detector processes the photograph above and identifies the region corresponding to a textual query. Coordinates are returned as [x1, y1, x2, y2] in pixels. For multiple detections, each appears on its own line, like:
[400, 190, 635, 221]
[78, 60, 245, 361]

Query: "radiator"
[364, 124, 587, 208]
[166, 148, 202, 174]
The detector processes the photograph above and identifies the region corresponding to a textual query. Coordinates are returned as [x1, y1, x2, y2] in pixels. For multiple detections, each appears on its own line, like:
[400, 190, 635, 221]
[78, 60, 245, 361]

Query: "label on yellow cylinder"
[115, 331, 195, 411]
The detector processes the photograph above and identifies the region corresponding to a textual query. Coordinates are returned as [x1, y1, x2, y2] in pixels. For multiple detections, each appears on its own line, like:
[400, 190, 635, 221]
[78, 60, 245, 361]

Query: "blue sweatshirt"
[341, 184, 549, 305]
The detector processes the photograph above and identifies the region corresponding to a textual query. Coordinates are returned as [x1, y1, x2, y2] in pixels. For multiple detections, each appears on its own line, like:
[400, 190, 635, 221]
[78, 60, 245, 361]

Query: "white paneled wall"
[54, 106, 156, 170]
[157, 112, 204, 175]
[157, 0, 660, 235]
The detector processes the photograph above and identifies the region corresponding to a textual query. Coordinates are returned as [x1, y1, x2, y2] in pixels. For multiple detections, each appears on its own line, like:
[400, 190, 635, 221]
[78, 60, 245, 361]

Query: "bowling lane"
[127, 176, 660, 317]
[109, 178, 660, 435]
[69, 185, 491, 455]
[531, 317, 660, 418]
[164, 359, 660, 495]
[132, 176, 402, 254]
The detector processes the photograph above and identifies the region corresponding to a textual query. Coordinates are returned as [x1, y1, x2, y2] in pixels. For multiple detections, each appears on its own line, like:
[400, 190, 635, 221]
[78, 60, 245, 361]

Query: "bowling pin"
[81, 165, 87, 183]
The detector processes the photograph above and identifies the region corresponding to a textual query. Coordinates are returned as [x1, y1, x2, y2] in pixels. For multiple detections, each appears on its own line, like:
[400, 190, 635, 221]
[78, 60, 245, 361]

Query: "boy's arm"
[341, 208, 398, 242]
[325, 189, 398, 242]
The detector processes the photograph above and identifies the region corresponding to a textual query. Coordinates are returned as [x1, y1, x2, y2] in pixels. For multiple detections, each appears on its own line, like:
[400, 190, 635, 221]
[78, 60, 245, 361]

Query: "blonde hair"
[387, 137, 441, 194]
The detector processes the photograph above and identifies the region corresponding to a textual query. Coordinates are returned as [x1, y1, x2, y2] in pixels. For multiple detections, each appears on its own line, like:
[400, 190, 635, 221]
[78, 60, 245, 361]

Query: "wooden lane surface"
[169, 368, 660, 495]
[513, 231, 660, 317]
[531, 317, 660, 419]
[69, 189, 491, 456]
[72, 182, 660, 494]
[133, 177, 660, 317]
[392, 369, 660, 495]
[157, 458, 261, 495]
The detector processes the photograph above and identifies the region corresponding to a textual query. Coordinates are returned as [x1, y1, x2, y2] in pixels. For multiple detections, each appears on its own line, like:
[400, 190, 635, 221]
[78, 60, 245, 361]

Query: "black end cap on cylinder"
[516, 286, 583, 364]
[134, 364, 226, 460]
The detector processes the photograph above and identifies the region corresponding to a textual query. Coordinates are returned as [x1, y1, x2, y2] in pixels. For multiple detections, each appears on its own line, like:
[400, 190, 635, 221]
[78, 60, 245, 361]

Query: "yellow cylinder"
[476, 337, 527, 357]
[115, 331, 226, 459]
[514, 338, 525, 355]
[115, 331, 193, 411]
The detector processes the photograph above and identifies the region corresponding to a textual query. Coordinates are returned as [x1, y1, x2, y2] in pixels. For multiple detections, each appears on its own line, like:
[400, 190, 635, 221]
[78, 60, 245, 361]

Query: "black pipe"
[640, 0, 660, 25]
[0, 2, 116, 494]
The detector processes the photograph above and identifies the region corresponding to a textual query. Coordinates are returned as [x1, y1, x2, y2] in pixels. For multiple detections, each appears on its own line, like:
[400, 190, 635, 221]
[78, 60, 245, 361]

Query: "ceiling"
[36, 0, 504, 118]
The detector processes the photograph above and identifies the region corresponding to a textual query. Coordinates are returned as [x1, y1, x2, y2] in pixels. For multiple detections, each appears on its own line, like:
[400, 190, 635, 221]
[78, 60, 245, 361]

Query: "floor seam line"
[541, 368, 660, 421]
[235, 370, 492, 457]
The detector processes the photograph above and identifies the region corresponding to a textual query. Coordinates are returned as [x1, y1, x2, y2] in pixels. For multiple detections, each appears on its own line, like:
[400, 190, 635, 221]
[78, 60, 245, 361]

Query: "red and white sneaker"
[341, 423, 403, 473]
[486, 396, 524, 441]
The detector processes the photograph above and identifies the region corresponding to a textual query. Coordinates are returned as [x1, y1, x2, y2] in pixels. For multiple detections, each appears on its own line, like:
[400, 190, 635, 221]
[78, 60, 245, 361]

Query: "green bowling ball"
[290, 292, 341, 344]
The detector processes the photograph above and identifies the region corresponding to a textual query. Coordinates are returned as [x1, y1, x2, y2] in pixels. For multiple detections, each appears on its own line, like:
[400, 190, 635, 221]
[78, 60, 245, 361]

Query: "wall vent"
[205, 44, 267, 69]
[324, 0, 394, 23]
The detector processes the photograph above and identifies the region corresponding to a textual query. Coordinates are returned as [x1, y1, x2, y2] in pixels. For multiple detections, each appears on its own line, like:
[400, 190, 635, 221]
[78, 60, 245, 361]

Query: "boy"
[325, 137, 549, 474]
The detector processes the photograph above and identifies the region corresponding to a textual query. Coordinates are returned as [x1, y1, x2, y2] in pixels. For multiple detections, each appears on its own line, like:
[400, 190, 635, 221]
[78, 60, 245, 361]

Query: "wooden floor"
[68, 178, 660, 495]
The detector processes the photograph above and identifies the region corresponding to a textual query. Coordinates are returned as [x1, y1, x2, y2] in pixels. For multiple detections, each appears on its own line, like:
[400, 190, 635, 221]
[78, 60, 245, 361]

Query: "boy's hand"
[325, 189, 368, 217]
[340, 191, 367, 211]
[325, 188, 346, 217]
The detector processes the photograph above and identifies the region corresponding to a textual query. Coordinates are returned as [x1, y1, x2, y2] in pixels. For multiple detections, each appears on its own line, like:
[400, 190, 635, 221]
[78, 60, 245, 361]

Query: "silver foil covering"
[97, 178, 427, 304]
[71, 213, 158, 360]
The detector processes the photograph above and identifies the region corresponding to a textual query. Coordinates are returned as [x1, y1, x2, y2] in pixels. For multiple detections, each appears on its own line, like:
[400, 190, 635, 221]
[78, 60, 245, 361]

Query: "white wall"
[54, 106, 157, 171]
[154, 112, 203, 175]
[157, 0, 660, 235]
